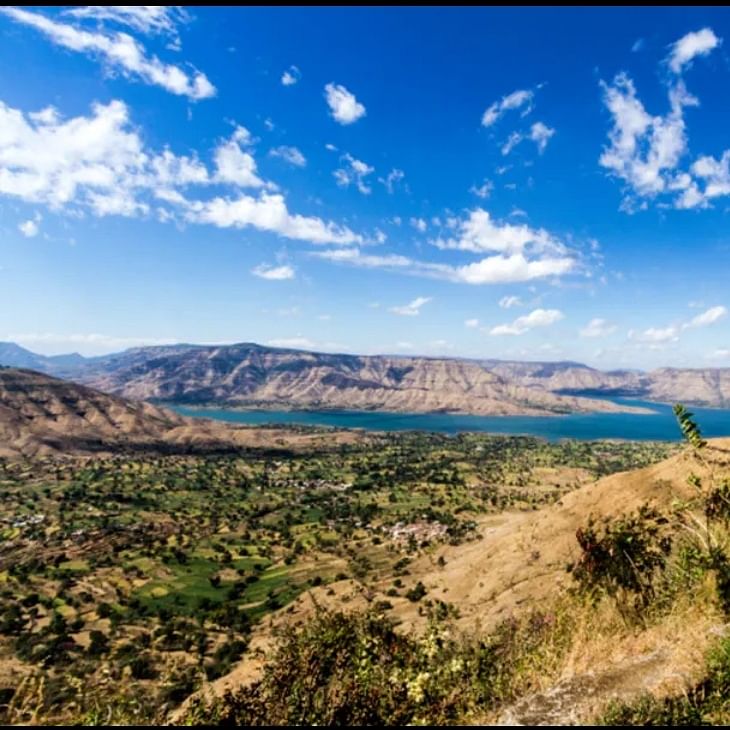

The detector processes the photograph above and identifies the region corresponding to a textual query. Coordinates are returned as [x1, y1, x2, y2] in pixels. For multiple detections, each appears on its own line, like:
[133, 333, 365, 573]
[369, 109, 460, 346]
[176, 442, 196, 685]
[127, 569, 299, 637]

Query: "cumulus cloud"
[65, 6, 189, 41]
[432, 208, 565, 257]
[482, 89, 534, 127]
[410, 217, 427, 233]
[668, 28, 721, 74]
[281, 65, 301, 86]
[186, 193, 363, 246]
[465, 318, 480, 328]
[580, 318, 617, 337]
[18, 218, 39, 237]
[600, 28, 728, 211]
[334, 153, 374, 194]
[252, 263, 295, 280]
[0, 7, 215, 100]
[390, 296, 432, 316]
[529, 122, 555, 153]
[629, 326, 679, 343]
[269, 145, 306, 167]
[324, 83, 366, 125]
[684, 305, 727, 328]
[379, 168, 405, 194]
[0, 96, 365, 247]
[501, 121, 555, 156]
[498, 295, 522, 309]
[489, 308, 564, 336]
[214, 126, 273, 189]
[312, 206, 577, 286]
[470, 179, 494, 199]
[628, 306, 726, 346]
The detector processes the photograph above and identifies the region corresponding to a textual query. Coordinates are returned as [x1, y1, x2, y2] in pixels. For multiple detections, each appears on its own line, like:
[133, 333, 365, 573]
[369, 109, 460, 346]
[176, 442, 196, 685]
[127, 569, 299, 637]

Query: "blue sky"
[1, 6, 730, 369]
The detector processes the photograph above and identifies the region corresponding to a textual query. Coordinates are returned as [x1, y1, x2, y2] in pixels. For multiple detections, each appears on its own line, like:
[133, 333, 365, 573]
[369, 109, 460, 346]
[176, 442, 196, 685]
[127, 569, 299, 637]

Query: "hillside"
[19, 343, 649, 416]
[187, 437, 730, 725]
[3, 341, 730, 413]
[0, 368, 364, 459]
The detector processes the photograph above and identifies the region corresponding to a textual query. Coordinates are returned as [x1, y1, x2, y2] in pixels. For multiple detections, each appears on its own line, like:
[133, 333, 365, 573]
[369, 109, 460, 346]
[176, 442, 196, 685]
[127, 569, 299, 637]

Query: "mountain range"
[1, 341, 729, 415]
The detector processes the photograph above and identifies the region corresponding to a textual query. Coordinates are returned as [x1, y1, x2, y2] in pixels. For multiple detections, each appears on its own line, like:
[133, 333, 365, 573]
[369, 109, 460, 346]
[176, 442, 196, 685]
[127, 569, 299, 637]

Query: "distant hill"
[1, 341, 729, 413]
[50, 343, 649, 416]
[0, 368, 363, 459]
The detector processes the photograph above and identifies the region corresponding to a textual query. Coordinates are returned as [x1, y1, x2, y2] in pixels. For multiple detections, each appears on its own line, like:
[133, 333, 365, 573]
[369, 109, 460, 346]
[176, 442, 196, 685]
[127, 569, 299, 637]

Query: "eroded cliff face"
[72, 344, 648, 415]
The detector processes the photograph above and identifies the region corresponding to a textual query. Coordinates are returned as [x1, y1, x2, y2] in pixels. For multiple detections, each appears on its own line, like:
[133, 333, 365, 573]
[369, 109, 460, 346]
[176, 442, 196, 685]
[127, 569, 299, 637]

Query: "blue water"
[171, 399, 730, 442]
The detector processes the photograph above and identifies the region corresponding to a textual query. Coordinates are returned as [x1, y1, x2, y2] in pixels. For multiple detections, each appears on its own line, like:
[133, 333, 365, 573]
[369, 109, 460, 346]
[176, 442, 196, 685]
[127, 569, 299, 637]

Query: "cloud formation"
[489, 308, 564, 336]
[1, 7, 215, 100]
[390, 296, 432, 316]
[324, 83, 366, 125]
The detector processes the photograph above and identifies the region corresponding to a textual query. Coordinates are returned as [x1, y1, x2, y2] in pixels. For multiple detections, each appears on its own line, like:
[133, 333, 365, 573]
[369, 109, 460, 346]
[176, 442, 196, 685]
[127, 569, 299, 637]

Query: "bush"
[568, 505, 672, 618]
[183, 605, 561, 726]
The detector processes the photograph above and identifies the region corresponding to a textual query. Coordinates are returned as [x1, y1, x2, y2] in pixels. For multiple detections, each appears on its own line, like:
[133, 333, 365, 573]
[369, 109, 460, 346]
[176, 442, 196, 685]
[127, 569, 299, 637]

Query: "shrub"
[568, 505, 672, 619]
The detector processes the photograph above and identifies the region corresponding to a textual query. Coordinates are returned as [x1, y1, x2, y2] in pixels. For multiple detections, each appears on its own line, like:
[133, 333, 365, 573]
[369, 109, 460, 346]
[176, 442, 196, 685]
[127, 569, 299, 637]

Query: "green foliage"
[673, 403, 707, 450]
[183, 606, 561, 726]
[568, 505, 672, 617]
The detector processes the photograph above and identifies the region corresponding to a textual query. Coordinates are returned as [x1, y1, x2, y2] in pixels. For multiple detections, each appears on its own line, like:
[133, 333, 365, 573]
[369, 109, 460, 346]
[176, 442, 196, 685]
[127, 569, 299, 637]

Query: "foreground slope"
[197, 437, 730, 716]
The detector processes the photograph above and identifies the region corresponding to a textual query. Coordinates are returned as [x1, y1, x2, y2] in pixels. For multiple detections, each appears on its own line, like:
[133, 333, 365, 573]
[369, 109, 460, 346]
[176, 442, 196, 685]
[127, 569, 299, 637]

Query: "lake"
[171, 398, 730, 442]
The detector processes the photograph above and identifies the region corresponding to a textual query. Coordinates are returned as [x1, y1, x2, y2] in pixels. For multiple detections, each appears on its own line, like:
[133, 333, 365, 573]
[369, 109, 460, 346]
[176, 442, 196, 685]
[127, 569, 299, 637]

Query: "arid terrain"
[8, 341, 730, 416]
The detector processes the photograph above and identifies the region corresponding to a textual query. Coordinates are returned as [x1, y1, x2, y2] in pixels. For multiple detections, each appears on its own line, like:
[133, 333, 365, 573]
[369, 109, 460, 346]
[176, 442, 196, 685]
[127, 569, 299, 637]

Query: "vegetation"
[0, 430, 675, 724]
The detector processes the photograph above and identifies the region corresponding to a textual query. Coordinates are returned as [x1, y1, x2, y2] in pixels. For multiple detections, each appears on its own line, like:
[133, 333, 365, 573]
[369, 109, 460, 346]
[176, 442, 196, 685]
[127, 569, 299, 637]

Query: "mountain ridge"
[2, 341, 730, 412]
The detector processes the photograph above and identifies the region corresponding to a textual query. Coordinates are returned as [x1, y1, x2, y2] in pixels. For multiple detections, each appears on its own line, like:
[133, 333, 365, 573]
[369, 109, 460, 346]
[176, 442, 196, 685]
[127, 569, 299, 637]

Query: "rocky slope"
[70, 344, 648, 416]
[0, 368, 363, 459]
[3, 341, 730, 413]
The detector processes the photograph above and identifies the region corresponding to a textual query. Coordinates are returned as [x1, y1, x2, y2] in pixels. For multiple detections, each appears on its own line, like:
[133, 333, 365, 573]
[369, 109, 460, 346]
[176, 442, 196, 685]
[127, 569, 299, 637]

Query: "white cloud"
[66, 6, 189, 40]
[685, 305, 727, 328]
[281, 65, 301, 86]
[9, 331, 177, 355]
[599, 30, 729, 212]
[267, 337, 317, 350]
[379, 168, 405, 194]
[465, 318, 480, 328]
[324, 83, 366, 125]
[629, 326, 680, 343]
[252, 263, 295, 280]
[432, 208, 565, 256]
[410, 217, 427, 233]
[187, 193, 363, 246]
[529, 122, 555, 153]
[501, 121, 555, 156]
[334, 153, 374, 194]
[0, 98, 148, 212]
[470, 179, 493, 199]
[450, 254, 572, 285]
[482, 89, 533, 127]
[498, 295, 522, 309]
[580, 318, 617, 337]
[214, 127, 272, 189]
[1, 7, 215, 100]
[600, 74, 695, 206]
[269, 145, 306, 167]
[489, 308, 564, 336]
[18, 219, 39, 237]
[0, 96, 367, 249]
[627, 306, 726, 346]
[668, 28, 721, 74]
[390, 296, 431, 317]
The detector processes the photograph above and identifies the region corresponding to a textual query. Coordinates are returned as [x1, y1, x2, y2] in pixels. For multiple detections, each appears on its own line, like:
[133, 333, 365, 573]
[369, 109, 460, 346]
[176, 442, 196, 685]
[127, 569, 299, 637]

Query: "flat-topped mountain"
[50, 343, 649, 416]
[2, 341, 730, 414]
